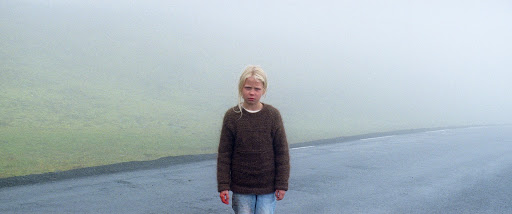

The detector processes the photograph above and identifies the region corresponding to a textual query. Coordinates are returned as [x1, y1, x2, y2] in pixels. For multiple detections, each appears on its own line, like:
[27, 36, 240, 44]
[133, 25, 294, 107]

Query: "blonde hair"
[234, 65, 268, 114]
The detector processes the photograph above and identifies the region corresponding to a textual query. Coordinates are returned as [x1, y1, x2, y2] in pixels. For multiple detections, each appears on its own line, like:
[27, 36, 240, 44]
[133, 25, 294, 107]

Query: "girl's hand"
[275, 190, 286, 201]
[220, 190, 230, 205]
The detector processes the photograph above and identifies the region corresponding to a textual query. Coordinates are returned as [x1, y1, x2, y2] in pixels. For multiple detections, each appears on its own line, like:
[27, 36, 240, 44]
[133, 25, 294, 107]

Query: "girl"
[217, 65, 290, 214]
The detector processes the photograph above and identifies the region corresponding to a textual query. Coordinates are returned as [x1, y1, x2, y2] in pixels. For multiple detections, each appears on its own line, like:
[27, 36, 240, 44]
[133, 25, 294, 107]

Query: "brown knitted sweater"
[217, 104, 290, 194]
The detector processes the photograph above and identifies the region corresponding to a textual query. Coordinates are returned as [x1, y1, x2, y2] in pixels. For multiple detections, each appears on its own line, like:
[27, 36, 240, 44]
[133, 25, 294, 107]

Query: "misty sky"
[2, 0, 511, 137]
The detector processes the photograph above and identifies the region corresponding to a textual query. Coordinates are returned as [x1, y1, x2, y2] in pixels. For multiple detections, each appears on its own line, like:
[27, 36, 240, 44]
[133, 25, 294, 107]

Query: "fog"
[1, 0, 511, 175]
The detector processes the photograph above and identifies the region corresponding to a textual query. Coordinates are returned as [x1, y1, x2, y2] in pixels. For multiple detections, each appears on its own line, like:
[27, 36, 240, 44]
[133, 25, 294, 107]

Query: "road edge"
[0, 125, 490, 188]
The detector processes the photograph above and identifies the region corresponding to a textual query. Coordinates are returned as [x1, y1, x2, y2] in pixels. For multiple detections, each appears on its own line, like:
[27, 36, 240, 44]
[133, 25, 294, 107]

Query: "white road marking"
[359, 135, 395, 141]
[291, 146, 315, 150]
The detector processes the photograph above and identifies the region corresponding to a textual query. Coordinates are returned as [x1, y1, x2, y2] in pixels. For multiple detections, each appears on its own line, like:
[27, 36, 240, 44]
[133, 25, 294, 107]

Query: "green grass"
[0, 62, 432, 178]
[0, 126, 218, 178]
[0, 62, 225, 178]
[0, 84, 224, 178]
[0, 84, 223, 178]
[0, 53, 445, 178]
[0, 65, 356, 178]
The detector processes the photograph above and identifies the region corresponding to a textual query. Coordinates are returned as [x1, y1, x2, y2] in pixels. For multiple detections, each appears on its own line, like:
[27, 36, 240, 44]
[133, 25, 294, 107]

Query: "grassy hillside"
[0, 68, 223, 177]
[0, 40, 233, 177]
[0, 54, 464, 178]
[0, 57, 386, 178]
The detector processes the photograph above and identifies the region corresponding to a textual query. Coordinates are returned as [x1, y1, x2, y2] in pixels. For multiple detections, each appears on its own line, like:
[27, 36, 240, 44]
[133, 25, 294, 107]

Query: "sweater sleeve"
[273, 109, 290, 191]
[217, 111, 234, 192]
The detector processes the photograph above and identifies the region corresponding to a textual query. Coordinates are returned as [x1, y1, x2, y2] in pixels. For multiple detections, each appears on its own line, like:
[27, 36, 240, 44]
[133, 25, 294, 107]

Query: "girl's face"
[242, 76, 265, 106]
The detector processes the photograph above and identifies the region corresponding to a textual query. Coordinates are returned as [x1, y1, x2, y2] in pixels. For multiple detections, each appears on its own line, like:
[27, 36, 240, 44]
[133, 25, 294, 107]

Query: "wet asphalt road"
[1, 125, 512, 213]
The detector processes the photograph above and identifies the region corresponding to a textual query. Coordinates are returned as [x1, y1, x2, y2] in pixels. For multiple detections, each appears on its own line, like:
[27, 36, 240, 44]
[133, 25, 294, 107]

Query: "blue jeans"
[232, 193, 276, 214]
